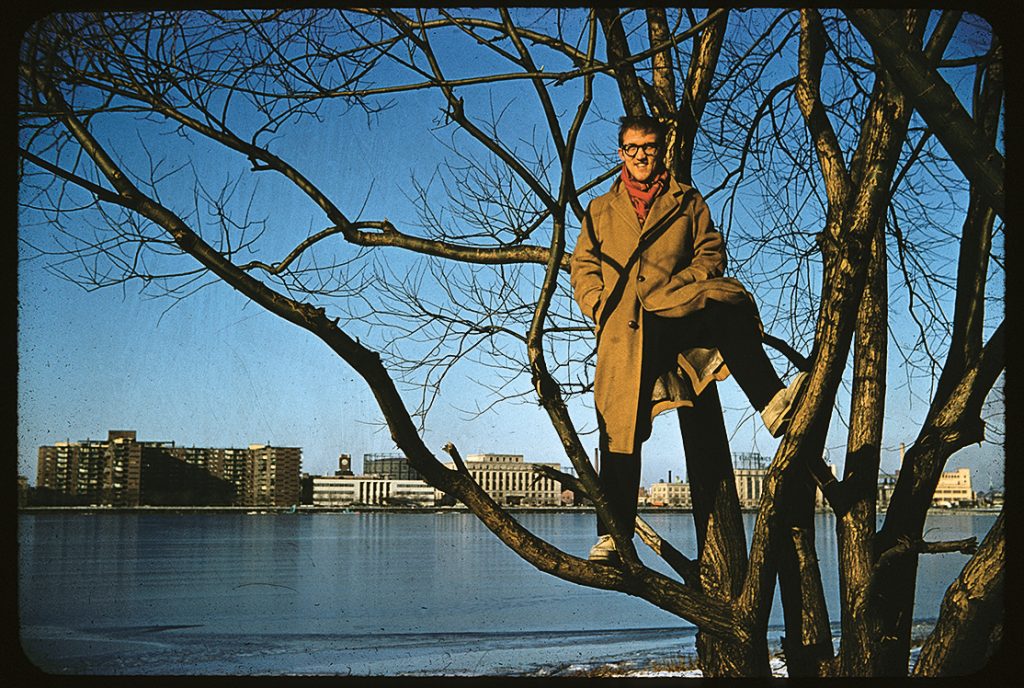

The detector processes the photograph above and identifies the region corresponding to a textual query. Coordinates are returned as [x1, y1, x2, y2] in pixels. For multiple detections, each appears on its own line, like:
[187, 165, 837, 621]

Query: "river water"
[17, 510, 997, 675]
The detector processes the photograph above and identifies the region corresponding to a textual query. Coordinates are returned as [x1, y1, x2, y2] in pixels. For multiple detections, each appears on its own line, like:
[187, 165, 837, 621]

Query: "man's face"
[618, 128, 663, 183]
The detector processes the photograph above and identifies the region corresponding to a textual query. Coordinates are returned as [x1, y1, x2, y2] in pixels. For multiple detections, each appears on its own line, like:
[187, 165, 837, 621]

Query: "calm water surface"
[18, 510, 997, 675]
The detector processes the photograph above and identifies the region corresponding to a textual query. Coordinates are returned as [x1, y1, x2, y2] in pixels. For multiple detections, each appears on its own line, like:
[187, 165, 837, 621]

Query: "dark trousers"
[596, 299, 782, 536]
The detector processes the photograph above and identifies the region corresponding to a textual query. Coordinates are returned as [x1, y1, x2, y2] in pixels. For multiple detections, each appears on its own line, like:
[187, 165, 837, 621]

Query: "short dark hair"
[618, 115, 668, 147]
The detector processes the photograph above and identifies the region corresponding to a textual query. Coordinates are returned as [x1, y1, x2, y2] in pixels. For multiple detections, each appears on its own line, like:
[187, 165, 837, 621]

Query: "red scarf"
[620, 167, 668, 226]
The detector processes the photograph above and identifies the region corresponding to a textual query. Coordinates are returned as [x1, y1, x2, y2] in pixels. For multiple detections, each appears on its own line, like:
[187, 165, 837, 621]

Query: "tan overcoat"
[571, 176, 754, 454]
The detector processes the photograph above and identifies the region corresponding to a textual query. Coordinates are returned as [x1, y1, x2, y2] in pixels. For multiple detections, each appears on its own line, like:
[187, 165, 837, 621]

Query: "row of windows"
[471, 470, 556, 492]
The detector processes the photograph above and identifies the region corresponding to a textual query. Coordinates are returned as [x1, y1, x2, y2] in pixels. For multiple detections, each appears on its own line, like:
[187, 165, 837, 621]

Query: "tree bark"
[678, 383, 767, 675]
[913, 511, 1004, 676]
[835, 220, 887, 675]
[597, 7, 646, 117]
[674, 10, 728, 184]
[776, 461, 834, 676]
[644, 8, 675, 118]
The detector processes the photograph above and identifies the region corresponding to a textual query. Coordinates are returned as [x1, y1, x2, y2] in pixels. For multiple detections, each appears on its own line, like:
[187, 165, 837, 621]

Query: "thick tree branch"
[880, 320, 1004, 547]
[913, 511, 1004, 676]
[845, 9, 1004, 217]
[934, 38, 1001, 405]
[795, 9, 851, 211]
[674, 9, 728, 184]
[441, 441, 470, 475]
[597, 7, 646, 117]
[875, 536, 978, 571]
[644, 8, 676, 117]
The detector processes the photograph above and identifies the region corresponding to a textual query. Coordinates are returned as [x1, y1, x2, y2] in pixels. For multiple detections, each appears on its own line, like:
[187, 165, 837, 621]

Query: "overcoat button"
[637, 274, 646, 282]
[628, 320, 639, 329]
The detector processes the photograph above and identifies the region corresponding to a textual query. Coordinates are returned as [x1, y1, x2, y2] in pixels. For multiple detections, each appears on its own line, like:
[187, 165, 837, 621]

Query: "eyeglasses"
[620, 143, 660, 158]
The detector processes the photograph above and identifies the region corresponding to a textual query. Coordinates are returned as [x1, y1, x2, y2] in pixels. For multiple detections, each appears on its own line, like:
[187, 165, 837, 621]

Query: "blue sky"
[17, 9, 1004, 491]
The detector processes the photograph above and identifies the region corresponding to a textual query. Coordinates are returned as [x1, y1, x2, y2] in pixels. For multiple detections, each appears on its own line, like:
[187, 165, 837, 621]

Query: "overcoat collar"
[608, 173, 692, 239]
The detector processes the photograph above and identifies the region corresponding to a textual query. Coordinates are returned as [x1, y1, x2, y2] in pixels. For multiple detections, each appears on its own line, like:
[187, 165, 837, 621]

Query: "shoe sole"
[772, 372, 809, 438]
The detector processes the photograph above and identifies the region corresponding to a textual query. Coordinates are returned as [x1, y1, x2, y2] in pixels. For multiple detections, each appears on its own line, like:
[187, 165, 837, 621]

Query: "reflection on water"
[18, 510, 998, 675]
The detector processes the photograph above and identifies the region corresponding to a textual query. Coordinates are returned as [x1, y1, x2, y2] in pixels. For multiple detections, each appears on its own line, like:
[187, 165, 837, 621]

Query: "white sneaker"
[761, 371, 809, 438]
[588, 534, 619, 564]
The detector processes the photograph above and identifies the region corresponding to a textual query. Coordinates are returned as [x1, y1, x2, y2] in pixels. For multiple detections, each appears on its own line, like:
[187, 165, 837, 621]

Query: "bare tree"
[18, 8, 1003, 677]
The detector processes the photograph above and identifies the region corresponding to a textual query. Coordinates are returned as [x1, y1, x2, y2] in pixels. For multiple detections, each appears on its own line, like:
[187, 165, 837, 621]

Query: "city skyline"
[24, 426, 990, 497]
[27, 427, 986, 512]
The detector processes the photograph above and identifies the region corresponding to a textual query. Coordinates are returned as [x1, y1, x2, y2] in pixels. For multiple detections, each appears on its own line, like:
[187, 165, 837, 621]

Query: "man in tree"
[571, 115, 808, 564]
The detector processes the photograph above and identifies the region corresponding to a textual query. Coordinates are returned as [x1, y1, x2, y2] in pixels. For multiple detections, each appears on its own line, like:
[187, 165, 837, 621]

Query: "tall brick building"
[37, 430, 142, 506]
[36, 430, 302, 507]
[244, 444, 302, 507]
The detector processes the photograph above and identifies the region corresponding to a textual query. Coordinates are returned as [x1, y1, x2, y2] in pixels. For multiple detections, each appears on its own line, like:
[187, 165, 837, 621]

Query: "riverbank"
[559, 654, 788, 678]
[557, 638, 932, 677]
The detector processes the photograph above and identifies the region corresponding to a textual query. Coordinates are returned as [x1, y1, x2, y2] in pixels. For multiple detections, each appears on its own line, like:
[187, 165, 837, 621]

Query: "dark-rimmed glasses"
[620, 143, 660, 157]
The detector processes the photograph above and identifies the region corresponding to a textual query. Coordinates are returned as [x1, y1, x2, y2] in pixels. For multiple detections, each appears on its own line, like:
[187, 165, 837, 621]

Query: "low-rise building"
[312, 475, 437, 507]
[880, 467, 975, 508]
[363, 453, 423, 480]
[648, 481, 691, 507]
[442, 453, 562, 506]
[932, 467, 974, 507]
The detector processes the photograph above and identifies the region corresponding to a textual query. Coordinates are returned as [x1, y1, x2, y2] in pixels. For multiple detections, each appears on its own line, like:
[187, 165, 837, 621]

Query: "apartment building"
[37, 430, 141, 506]
[245, 444, 302, 507]
[36, 430, 302, 507]
[140, 442, 235, 506]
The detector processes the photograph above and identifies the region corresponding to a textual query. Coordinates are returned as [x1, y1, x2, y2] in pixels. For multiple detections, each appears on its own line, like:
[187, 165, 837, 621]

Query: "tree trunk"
[913, 511, 1004, 676]
[873, 324, 1004, 674]
[776, 463, 834, 676]
[678, 383, 768, 676]
[836, 220, 887, 675]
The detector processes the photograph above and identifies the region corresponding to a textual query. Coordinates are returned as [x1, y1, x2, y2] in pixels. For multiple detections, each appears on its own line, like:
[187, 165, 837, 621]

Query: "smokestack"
[668, 470, 672, 483]
[899, 442, 906, 465]
[594, 446, 600, 473]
